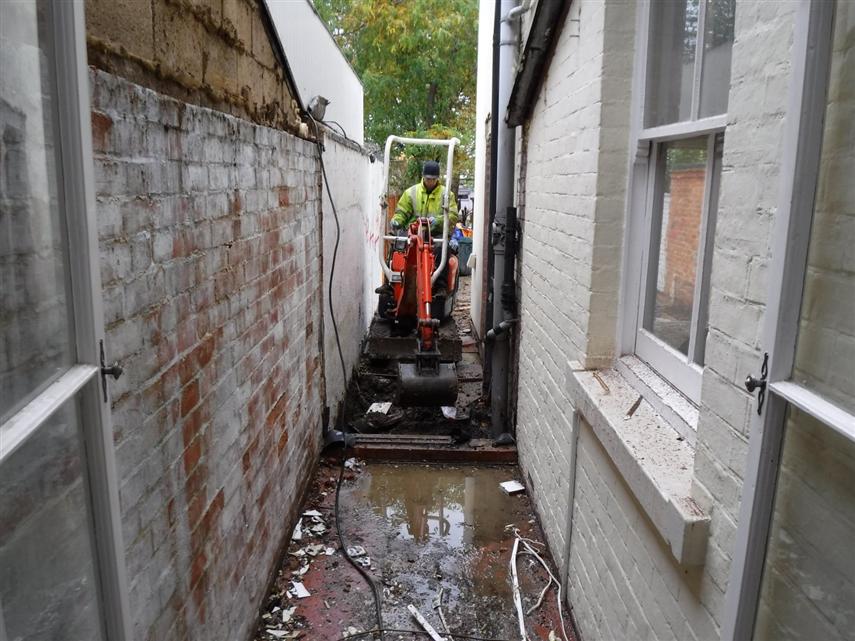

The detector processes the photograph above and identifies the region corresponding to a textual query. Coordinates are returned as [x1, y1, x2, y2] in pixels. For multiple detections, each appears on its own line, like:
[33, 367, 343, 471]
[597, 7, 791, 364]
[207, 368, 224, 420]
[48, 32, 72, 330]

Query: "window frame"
[619, 0, 730, 405]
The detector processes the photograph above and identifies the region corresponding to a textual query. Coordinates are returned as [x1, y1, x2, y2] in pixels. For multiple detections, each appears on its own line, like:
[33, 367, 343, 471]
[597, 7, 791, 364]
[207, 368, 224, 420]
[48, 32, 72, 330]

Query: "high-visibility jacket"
[392, 180, 458, 234]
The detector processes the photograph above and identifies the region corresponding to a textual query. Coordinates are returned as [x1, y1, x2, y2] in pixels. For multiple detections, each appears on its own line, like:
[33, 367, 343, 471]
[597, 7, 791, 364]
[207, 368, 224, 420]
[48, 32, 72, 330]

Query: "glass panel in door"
[0, 0, 76, 422]
[0, 399, 107, 640]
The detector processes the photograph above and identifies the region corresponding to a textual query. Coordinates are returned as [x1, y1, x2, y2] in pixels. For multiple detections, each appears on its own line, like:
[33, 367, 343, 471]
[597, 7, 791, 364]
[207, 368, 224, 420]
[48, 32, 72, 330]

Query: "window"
[625, 0, 735, 403]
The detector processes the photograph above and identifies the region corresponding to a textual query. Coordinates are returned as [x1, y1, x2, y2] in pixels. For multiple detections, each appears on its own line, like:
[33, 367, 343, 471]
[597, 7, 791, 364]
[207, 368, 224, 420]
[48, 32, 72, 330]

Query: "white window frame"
[0, 2, 131, 638]
[721, 2, 855, 639]
[620, 0, 730, 404]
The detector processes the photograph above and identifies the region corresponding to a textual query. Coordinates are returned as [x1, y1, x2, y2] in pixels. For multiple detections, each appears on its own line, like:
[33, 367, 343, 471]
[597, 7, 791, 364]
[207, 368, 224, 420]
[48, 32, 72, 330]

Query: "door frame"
[0, 2, 131, 638]
[720, 1, 854, 639]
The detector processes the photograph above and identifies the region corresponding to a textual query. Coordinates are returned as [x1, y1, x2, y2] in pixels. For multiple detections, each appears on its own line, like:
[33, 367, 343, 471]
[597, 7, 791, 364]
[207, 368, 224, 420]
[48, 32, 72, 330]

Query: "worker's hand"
[449, 238, 459, 252]
[390, 219, 402, 232]
[427, 216, 436, 228]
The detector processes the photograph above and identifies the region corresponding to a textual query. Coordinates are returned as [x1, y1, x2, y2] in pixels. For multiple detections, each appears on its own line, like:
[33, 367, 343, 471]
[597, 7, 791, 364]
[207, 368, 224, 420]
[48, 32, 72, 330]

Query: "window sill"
[566, 361, 710, 566]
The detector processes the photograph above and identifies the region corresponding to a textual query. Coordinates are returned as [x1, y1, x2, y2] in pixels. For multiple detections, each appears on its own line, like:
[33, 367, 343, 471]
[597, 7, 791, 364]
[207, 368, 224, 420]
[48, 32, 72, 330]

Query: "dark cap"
[422, 161, 440, 178]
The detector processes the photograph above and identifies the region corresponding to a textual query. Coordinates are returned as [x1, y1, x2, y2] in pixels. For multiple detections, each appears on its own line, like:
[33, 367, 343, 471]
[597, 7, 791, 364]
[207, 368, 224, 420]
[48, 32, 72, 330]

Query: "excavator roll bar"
[379, 135, 460, 285]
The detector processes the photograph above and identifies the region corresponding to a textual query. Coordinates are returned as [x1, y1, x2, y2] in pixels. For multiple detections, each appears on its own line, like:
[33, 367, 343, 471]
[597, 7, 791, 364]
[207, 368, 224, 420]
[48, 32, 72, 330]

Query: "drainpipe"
[489, 0, 522, 443]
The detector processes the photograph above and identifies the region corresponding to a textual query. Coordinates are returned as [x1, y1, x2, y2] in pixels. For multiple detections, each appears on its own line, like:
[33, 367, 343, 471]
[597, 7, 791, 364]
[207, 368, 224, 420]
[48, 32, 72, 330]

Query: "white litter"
[367, 402, 392, 415]
[441, 406, 457, 420]
[282, 606, 296, 623]
[346, 545, 367, 558]
[500, 480, 526, 495]
[311, 523, 327, 535]
[291, 518, 303, 541]
[344, 458, 359, 470]
[291, 581, 311, 598]
[325, 546, 336, 556]
[305, 544, 326, 556]
[407, 604, 447, 641]
[303, 509, 323, 518]
[266, 629, 289, 638]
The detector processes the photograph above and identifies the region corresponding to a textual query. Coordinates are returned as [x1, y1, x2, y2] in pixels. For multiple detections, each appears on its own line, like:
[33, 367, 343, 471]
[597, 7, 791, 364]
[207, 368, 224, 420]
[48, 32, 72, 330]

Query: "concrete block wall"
[85, 0, 303, 134]
[90, 69, 324, 640]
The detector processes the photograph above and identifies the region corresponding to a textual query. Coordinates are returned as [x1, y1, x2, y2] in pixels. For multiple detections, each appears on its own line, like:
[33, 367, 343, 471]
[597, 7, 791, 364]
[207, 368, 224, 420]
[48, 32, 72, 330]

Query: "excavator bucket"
[398, 362, 458, 407]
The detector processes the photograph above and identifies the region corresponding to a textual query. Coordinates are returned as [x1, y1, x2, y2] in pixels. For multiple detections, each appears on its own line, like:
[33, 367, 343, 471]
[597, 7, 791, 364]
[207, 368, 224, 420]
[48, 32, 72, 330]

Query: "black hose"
[308, 115, 384, 639]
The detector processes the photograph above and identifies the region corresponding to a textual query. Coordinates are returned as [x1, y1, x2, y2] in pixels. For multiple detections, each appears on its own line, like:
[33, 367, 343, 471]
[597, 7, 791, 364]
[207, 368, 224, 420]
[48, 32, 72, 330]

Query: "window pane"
[0, 400, 107, 640]
[645, 0, 699, 127]
[699, 0, 735, 118]
[0, 0, 75, 422]
[792, 2, 855, 415]
[753, 406, 855, 641]
[645, 137, 708, 356]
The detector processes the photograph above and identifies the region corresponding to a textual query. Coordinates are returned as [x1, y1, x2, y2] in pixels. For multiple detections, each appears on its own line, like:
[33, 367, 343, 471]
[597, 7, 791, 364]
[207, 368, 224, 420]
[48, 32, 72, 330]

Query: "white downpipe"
[379, 135, 460, 284]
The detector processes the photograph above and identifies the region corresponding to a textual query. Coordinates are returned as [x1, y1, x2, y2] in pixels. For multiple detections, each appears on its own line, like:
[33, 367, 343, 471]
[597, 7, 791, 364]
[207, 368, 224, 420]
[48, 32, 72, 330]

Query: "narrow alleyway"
[251, 276, 573, 640]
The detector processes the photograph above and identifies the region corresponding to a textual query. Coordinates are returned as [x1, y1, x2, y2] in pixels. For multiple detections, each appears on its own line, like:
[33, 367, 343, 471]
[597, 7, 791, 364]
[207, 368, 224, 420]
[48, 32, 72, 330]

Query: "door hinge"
[99, 339, 124, 403]
[744, 352, 768, 415]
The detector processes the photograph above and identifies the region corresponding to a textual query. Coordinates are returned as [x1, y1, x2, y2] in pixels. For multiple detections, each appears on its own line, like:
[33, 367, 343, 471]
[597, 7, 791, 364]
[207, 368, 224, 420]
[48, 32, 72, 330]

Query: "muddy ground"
[344, 276, 492, 439]
[252, 459, 576, 641]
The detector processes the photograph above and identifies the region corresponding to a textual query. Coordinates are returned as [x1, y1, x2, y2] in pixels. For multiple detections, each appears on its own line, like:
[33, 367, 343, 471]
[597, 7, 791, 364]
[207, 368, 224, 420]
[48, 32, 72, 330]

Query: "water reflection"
[351, 465, 519, 548]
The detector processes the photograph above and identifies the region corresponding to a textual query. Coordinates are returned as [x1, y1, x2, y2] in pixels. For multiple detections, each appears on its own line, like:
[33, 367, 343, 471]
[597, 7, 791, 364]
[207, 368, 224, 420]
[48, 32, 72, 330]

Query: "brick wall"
[514, 0, 635, 577]
[85, 0, 303, 134]
[569, 420, 718, 640]
[512, 1, 816, 640]
[90, 69, 324, 640]
[664, 167, 705, 310]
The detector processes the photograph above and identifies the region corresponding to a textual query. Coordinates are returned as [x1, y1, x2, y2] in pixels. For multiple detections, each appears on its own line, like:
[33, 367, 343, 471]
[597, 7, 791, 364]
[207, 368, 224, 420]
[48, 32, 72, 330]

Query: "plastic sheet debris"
[291, 518, 303, 541]
[291, 581, 311, 598]
[500, 480, 526, 495]
[407, 604, 447, 641]
[282, 606, 296, 623]
[302, 509, 323, 518]
[367, 402, 392, 415]
[441, 406, 457, 420]
[304, 544, 326, 556]
[346, 545, 367, 558]
[344, 458, 360, 470]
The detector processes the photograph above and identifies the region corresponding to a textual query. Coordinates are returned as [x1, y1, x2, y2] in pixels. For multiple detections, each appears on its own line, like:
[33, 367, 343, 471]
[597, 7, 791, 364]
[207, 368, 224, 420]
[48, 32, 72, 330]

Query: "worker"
[391, 160, 459, 234]
[391, 160, 459, 297]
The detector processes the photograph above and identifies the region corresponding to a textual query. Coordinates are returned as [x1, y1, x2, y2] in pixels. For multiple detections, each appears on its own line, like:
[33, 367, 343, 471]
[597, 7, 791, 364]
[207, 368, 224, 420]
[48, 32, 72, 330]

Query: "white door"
[722, 2, 855, 640]
[0, 2, 130, 639]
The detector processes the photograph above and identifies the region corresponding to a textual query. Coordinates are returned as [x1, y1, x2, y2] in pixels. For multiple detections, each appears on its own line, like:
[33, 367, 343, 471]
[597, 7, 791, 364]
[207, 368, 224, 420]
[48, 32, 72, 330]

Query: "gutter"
[506, 0, 572, 127]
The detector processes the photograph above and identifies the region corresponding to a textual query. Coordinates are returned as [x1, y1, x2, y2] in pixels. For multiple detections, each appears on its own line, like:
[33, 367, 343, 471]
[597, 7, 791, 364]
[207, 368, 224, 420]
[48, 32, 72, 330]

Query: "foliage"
[314, 0, 478, 191]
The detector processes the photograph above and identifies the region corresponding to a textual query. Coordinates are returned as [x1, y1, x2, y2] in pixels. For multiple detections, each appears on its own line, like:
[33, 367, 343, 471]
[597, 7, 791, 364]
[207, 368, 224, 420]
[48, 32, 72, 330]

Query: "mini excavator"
[368, 136, 462, 407]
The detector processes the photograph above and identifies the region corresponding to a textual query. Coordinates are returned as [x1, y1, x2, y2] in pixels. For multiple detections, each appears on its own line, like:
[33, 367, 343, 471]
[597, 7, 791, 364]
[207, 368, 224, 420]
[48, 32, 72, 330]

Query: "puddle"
[253, 461, 573, 641]
[337, 463, 570, 639]
[347, 464, 524, 548]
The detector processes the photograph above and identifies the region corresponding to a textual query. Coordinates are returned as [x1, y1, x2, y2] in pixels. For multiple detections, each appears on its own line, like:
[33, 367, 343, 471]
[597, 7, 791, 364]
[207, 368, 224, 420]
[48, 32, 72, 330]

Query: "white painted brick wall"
[515, 0, 634, 580]
[510, 1, 835, 640]
[318, 130, 384, 423]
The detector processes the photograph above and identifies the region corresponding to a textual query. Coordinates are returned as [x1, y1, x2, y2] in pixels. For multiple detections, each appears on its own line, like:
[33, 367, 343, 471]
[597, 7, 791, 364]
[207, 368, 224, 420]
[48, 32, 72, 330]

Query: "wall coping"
[566, 361, 710, 566]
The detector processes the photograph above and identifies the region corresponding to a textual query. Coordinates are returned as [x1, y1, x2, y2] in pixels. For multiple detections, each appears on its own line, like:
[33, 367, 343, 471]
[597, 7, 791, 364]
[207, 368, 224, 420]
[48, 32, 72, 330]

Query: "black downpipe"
[484, 0, 502, 396]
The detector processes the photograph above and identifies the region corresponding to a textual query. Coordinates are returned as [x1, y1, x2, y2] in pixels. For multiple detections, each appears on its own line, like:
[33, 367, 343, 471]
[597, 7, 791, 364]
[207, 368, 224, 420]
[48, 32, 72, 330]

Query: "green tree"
[314, 0, 478, 192]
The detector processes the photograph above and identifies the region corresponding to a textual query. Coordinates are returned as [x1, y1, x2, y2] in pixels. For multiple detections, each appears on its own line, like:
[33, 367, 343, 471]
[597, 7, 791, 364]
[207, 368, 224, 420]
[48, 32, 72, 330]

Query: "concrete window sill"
[566, 361, 710, 566]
